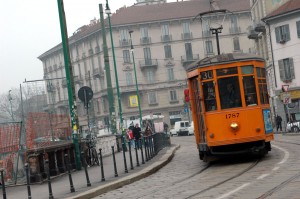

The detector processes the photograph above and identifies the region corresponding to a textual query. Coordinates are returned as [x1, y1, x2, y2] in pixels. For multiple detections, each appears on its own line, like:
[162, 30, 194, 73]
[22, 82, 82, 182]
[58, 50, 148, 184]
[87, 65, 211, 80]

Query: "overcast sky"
[0, 0, 149, 95]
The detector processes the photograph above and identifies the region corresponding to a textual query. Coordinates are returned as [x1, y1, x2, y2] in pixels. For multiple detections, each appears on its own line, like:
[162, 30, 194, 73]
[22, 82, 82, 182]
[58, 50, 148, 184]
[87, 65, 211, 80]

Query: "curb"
[64, 144, 180, 199]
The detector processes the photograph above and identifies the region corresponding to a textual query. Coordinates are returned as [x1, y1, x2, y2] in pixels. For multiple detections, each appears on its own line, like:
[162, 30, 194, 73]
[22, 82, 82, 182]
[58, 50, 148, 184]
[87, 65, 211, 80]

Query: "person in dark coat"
[133, 123, 141, 149]
[276, 115, 282, 131]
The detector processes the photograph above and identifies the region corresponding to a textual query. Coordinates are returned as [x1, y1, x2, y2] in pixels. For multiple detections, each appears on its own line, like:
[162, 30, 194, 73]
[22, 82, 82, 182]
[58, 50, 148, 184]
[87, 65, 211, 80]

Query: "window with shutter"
[278, 58, 295, 82]
[275, 24, 290, 43]
[289, 58, 295, 79]
[278, 59, 285, 81]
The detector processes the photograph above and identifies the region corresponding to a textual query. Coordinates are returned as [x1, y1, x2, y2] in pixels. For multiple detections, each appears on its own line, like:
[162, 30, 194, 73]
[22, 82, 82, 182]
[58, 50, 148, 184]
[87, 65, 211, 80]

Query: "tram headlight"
[230, 122, 239, 130]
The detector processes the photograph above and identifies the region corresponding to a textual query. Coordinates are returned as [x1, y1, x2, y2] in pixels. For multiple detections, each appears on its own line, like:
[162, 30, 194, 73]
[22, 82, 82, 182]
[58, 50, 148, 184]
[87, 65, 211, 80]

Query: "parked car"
[286, 121, 300, 132]
[188, 121, 194, 135]
[170, 121, 190, 136]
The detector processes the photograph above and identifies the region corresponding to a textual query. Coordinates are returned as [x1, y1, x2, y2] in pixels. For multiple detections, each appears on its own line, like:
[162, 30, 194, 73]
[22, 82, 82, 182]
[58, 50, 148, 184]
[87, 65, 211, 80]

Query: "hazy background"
[0, 0, 141, 95]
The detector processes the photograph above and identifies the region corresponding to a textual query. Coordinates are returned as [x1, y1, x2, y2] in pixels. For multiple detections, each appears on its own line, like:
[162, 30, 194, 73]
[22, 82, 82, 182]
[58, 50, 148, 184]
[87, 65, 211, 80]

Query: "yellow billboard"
[129, 95, 138, 107]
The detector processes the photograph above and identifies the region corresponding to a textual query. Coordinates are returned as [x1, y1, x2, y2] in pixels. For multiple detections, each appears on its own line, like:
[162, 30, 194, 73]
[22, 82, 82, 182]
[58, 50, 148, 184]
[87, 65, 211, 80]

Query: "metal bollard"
[149, 137, 154, 159]
[122, 142, 128, 173]
[99, 148, 105, 181]
[147, 137, 152, 160]
[140, 139, 145, 164]
[24, 163, 32, 199]
[111, 146, 118, 177]
[65, 154, 75, 193]
[0, 168, 7, 199]
[45, 160, 54, 199]
[134, 140, 140, 167]
[80, 151, 91, 187]
[128, 141, 134, 170]
[144, 137, 148, 162]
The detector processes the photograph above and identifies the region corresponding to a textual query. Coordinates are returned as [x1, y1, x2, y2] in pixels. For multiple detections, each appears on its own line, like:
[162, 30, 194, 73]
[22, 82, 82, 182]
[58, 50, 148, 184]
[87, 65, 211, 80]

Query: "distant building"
[263, 0, 300, 123]
[38, 0, 254, 131]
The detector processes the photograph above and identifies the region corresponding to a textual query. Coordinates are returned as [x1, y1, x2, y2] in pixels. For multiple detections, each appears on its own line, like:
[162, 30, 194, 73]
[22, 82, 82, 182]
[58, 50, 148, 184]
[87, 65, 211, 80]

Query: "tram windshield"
[218, 76, 242, 109]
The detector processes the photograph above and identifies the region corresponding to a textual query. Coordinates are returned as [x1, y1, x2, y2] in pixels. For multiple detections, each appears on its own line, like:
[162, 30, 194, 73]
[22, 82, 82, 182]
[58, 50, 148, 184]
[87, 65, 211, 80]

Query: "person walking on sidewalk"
[133, 123, 142, 149]
[276, 115, 282, 132]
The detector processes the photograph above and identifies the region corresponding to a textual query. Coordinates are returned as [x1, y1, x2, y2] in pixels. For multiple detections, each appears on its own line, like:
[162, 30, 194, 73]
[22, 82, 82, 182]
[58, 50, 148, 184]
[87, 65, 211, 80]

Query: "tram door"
[190, 77, 206, 143]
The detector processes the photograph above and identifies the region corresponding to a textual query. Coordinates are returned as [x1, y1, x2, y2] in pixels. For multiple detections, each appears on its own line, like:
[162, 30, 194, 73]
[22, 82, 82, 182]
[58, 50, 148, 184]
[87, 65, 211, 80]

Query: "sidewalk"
[3, 144, 179, 199]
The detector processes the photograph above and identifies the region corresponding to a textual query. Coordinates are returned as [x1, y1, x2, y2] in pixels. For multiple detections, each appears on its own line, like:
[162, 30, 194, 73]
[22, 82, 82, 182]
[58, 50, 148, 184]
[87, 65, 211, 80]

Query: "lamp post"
[8, 90, 14, 121]
[105, 0, 123, 132]
[128, 30, 143, 127]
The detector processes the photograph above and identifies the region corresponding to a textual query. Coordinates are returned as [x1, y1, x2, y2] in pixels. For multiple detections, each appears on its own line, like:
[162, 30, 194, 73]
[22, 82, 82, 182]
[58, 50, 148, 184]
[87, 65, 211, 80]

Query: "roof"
[38, 0, 250, 60]
[186, 53, 264, 71]
[263, 0, 300, 21]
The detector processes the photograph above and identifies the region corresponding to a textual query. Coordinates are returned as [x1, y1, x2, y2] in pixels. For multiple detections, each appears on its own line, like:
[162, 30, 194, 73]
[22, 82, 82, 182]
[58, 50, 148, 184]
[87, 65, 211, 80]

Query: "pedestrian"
[127, 128, 135, 149]
[133, 123, 142, 149]
[163, 122, 169, 134]
[144, 124, 152, 137]
[276, 114, 282, 132]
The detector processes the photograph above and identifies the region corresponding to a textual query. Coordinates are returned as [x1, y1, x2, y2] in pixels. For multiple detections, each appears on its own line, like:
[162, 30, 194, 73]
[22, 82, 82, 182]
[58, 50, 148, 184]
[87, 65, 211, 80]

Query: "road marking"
[216, 183, 250, 199]
[272, 144, 289, 164]
[257, 173, 269, 180]
[272, 166, 280, 171]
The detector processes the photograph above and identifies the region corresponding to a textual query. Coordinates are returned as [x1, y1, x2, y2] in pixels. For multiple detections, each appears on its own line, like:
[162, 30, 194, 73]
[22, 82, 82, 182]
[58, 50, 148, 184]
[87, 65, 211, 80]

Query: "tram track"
[184, 158, 260, 199]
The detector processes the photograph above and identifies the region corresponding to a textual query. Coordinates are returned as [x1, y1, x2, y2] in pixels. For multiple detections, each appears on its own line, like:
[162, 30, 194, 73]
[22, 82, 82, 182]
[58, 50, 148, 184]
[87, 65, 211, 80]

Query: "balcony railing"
[181, 32, 193, 40]
[119, 39, 131, 47]
[161, 35, 172, 42]
[181, 54, 199, 63]
[56, 100, 68, 108]
[139, 59, 158, 69]
[247, 26, 259, 40]
[254, 23, 266, 33]
[140, 37, 151, 45]
[93, 68, 104, 78]
[74, 75, 83, 84]
[229, 26, 241, 34]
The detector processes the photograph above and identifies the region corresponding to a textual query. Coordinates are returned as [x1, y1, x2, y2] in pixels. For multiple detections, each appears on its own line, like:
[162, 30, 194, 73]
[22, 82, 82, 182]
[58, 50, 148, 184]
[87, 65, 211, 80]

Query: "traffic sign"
[78, 86, 93, 107]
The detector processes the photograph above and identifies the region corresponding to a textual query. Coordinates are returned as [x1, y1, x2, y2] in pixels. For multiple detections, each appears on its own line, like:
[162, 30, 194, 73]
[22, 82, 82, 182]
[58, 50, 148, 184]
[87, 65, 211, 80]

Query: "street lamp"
[105, 0, 123, 133]
[8, 90, 14, 121]
[128, 30, 143, 127]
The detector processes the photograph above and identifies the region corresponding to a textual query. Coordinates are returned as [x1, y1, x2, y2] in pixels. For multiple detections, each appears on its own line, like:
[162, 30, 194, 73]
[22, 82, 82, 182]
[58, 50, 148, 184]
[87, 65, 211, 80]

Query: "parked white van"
[170, 121, 190, 136]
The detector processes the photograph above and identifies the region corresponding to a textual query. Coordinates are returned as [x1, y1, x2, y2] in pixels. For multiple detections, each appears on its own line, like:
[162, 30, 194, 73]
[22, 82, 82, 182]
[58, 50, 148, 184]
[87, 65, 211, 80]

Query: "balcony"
[247, 26, 260, 40]
[161, 35, 172, 42]
[88, 49, 93, 55]
[254, 21, 266, 33]
[46, 84, 56, 92]
[119, 39, 131, 47]
[73, 75, 83, 84]
[93, 68, 104, 78]
[120, 84, 136, 94]
[95, 46, 100, 53]
[181, 32, 193, 40]
[140, 37, 151, 45]
[181, 54, 199, 65]
[56, 100, 68, 108]
[139, 59, 158, 70]
[229, 26, 241, 34]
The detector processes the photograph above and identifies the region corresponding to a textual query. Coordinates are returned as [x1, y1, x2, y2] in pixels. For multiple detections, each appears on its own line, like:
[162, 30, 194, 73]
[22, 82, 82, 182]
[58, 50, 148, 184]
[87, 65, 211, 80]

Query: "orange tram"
[186, 53, 274, 161]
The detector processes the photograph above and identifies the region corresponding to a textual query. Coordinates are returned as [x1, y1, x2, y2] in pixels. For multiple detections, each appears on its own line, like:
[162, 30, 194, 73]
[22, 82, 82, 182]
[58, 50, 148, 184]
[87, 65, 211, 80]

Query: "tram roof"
[186, 53, 264, 72]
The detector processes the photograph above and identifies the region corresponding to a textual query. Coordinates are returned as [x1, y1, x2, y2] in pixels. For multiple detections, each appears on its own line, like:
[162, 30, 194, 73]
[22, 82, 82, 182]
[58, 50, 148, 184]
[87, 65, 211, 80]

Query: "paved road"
[92, 134, 300, 199]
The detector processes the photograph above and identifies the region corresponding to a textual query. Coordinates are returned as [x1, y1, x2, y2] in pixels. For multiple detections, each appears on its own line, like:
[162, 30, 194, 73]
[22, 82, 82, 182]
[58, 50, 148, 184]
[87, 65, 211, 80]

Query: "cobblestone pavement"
[92, 134, 300, 199]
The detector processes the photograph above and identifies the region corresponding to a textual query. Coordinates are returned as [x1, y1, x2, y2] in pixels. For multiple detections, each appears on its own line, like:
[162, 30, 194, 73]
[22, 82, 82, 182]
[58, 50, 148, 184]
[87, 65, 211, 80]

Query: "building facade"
[38, 0, 254, 133]
[263, 0, 300, 125]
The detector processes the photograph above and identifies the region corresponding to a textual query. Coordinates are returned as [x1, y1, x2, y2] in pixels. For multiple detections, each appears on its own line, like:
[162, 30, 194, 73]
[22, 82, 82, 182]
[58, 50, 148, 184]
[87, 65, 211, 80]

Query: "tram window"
[241, 65, 254, 74]
[243, 76, 257, 106]
[218, 76, 242, 109]
[257, 68, 269, 105]
[203, 81, 217, 111]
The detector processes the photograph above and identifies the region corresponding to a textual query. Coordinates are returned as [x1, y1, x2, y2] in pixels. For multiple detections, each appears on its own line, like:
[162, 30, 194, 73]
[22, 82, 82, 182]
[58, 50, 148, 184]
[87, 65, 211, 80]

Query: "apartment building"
[38, 0, 253, 132]
[262, 0, 300, 124]
[248, 0, 290, 120]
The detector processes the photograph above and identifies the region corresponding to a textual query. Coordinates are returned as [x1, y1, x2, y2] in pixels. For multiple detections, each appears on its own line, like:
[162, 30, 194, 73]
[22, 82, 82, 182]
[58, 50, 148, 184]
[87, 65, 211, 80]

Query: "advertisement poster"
[263, 109, 273, 134]
[129, 95, 138, 107]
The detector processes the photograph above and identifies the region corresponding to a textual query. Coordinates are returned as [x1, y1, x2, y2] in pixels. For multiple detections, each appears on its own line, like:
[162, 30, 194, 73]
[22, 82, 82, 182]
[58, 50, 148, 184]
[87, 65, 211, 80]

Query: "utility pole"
[57, 0, 81, 170]
[99, 4, 116, 134]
